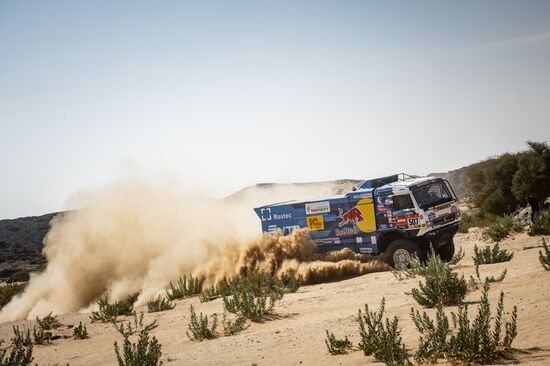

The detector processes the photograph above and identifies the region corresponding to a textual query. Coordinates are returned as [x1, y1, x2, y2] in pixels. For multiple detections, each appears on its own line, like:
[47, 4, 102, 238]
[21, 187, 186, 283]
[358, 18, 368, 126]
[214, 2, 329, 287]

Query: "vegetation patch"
[186, 305, 217, 341]
[0, 330, 33, 366]
[356, 298, 410, 366]
[147, 296, 175, 313]
[221, 311, 248, 336]
[468, 263, 507, 290]
[73, 322, 89, 340]
[482, 215, 523, 242]
[411, 283, 518, 364]
[325, 330, 352, 355]
[458, 209, 495, 233]
[90, 294, 136, 322]
[166, 275, 203, 300]
[409, 251, 467, 308]
[529, 208, 550, 236]
[113, 313, 162, 366]
[473, 243, 514, 265]
[539, 237, 550, 270]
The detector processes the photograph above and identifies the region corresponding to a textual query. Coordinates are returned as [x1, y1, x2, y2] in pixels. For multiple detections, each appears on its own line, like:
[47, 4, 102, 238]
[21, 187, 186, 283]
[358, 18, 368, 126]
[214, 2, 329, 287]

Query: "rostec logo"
[305, 201, 330, 215]
[260, 208, 272, 221]
[306, 215, 324, 230]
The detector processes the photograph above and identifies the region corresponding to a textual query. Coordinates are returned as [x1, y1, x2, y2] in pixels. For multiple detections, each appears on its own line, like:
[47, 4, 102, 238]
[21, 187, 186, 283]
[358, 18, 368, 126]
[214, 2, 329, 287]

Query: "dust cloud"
[0, 177, 387, 321]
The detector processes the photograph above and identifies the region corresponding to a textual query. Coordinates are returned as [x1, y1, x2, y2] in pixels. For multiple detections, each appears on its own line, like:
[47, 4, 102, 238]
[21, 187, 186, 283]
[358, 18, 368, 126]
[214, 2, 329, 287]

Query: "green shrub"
[539, 237, 550, 270]
[0, 336, 34, 366]
[411, 283, 517, 364]
[166, 275, 203, 300]
[409, 251, 467, 308]
[36, 312, 61, 330]
[324, 330, 353, 355]
[468, 263, 507, 290]
[199, 282, 233, 303]
[11, 326, 32, 348]
[147, 296, 175, 313]
[186, 305, 217, 341]
[32, 325, 51, 345]
[73, 322, 89, 340]
[473, 243, 514, 265]
[90, 294, 135, 322]
[529, 208, 550, 236]
[482, 215, 523, 242]
[356, 298, 410, 366]
[391, 253, 425, 280]
[113, 313, 162, 366]
[221, 311, 248, 336]
[459, 210, 495, 233]
[0, 283, 26, 310]
[448, 247, 465, 265]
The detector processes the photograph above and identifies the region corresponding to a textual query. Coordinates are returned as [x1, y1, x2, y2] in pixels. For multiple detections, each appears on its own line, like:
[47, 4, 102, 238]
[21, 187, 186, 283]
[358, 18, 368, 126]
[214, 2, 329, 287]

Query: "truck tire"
[437, 239, 455, 262]
[384, 239, 425, 267]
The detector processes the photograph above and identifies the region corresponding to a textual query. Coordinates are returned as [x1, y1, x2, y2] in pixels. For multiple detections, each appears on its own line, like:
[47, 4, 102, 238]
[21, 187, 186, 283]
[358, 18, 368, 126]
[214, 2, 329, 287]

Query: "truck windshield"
[412, 181, 453, 210]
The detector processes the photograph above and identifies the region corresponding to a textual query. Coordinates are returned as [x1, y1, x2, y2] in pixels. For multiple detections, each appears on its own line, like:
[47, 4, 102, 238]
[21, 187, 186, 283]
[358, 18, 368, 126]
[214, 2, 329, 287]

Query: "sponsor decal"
[395, 213, 419, 229]
[359, 247, 373, 254]
[306, 215, 324, 231]
[335, 227, 356, 236]
[356, 236, 363, 243]
[260, 207, 272, 221]
[338, 207, 364, 227]
[305, 201, 330, 215]
[338, 198, 376, 233]
[427, 212, 436, 221]
[434, 203, 451, 211]
[352, 193, 372, 199]
[272, 213, 292, 220]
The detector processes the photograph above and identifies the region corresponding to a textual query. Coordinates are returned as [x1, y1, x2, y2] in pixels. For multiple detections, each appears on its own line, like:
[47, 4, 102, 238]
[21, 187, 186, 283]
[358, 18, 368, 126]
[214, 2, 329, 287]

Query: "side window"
[393, 194, 414, 210]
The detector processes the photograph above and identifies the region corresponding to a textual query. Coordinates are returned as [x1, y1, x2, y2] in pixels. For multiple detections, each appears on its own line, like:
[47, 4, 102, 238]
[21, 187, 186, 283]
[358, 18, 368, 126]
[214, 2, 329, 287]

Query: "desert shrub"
[0, 283, 26, 310]
[0, 336, 33, 366]
[539, 237, 550, 270]
[482, 215, 523, 242]
[113, 313, 162, 366]
[199, 282, 233, 303]
[529, 208, 550, 236]
[73, 322, 89, 340]
[32, 325, 51, 345]
[222, 285, 280, 322]
[473, 243, 514, 265]
[392, 247, 464, 281]
[468, 263, 507, 290]
[166, 275, 203, 300]
[11, 327, 32, 348]
[221, 311, 248, 336]
[448, 246, 465, 265]
[411, 283, 517, 364]
[459, 210, 495, 232]
[356, 298, 410, 366]
[410, 251, 467, 308]
[36, 312, 61, 330]
[324, 330, 352, 355]
[90, 294, 135, 322]
[186, 305, 217, 341]
[147, 296, 175, 313]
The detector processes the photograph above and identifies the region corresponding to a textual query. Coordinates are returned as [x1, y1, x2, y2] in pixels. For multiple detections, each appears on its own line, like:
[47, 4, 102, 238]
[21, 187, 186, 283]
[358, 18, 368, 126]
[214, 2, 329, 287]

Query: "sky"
[1, 0, 550, 219]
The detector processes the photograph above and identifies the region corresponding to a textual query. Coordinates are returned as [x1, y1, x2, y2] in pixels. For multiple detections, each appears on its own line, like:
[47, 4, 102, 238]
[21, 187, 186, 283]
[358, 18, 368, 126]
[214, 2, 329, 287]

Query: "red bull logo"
[338, 207, 364, 227]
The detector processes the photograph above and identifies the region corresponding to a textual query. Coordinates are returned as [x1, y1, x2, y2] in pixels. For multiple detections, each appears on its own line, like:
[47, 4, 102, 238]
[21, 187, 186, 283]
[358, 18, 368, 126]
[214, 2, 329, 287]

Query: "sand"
[1, 231, 550, 365]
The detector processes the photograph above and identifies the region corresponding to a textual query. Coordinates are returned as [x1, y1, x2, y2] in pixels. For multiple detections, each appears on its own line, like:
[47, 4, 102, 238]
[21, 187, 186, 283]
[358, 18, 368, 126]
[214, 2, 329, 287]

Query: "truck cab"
[254, 174, 460, 266]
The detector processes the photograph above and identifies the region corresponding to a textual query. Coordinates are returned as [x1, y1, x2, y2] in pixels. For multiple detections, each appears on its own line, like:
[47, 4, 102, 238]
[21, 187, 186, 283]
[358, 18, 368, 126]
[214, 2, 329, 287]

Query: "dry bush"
[113, 313, 162, 366]
[166, 275, 203, 300]
[356, 298, 410, 366]
[473, 243, 514, 265]
[324, 330, 352, 355]
[147, 296, 175, 313]
[412, 283, 518, 364]
[73, 322, 89, 340]
[186, 305, 217, 341]
[539, 237, 550, 270]
[90, 294, 135, 322]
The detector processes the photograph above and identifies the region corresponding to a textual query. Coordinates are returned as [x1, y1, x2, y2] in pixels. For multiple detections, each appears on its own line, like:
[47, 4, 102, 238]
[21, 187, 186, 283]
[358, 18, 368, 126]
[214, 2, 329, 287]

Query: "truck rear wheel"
[437, 239, 455, 262]
[384, 239, 425, 267]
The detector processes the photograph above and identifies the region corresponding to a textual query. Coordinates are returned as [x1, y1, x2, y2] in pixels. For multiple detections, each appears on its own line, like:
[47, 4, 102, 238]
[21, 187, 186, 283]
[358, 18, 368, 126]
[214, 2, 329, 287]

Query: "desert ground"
[1, 230, 549, 366]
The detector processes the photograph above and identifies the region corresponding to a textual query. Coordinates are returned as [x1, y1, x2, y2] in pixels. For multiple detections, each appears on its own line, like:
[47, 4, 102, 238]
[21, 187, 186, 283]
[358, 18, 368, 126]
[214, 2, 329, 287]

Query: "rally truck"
[254, 174, 460, 266]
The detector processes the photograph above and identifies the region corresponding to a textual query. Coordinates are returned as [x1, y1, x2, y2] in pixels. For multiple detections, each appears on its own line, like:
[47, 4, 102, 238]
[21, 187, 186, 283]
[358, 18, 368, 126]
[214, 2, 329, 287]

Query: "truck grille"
[433, 213, 456, 226]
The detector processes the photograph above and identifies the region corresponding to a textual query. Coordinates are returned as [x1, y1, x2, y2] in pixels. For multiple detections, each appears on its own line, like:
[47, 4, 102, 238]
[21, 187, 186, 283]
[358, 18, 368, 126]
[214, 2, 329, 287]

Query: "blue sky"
[1, 1, 550, 218]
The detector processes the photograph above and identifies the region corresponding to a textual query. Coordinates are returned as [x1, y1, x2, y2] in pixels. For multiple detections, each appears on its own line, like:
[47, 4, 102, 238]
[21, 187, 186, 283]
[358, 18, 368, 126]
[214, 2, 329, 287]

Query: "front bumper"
[424, 222, 459, 249]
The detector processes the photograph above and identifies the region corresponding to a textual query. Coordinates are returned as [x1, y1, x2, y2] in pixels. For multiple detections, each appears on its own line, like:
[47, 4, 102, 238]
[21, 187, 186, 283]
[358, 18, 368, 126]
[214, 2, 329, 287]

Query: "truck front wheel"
[436, 239, 455, 262]
[384, 239, 425, 267]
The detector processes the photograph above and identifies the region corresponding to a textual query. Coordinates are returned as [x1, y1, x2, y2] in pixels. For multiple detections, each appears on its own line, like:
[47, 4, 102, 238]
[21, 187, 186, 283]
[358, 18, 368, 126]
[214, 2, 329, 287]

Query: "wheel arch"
[377, 229, 410, 253]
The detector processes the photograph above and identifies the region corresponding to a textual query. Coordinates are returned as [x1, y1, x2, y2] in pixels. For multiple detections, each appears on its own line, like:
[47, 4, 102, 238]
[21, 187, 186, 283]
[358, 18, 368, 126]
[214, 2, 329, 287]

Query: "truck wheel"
[384, 239, 425, 267]
[437, 239, 455, 262]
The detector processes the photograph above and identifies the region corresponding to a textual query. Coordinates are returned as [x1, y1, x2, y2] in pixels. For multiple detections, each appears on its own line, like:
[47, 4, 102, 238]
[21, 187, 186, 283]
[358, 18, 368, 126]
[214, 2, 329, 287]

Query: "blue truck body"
[254, 174, 461, 265]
